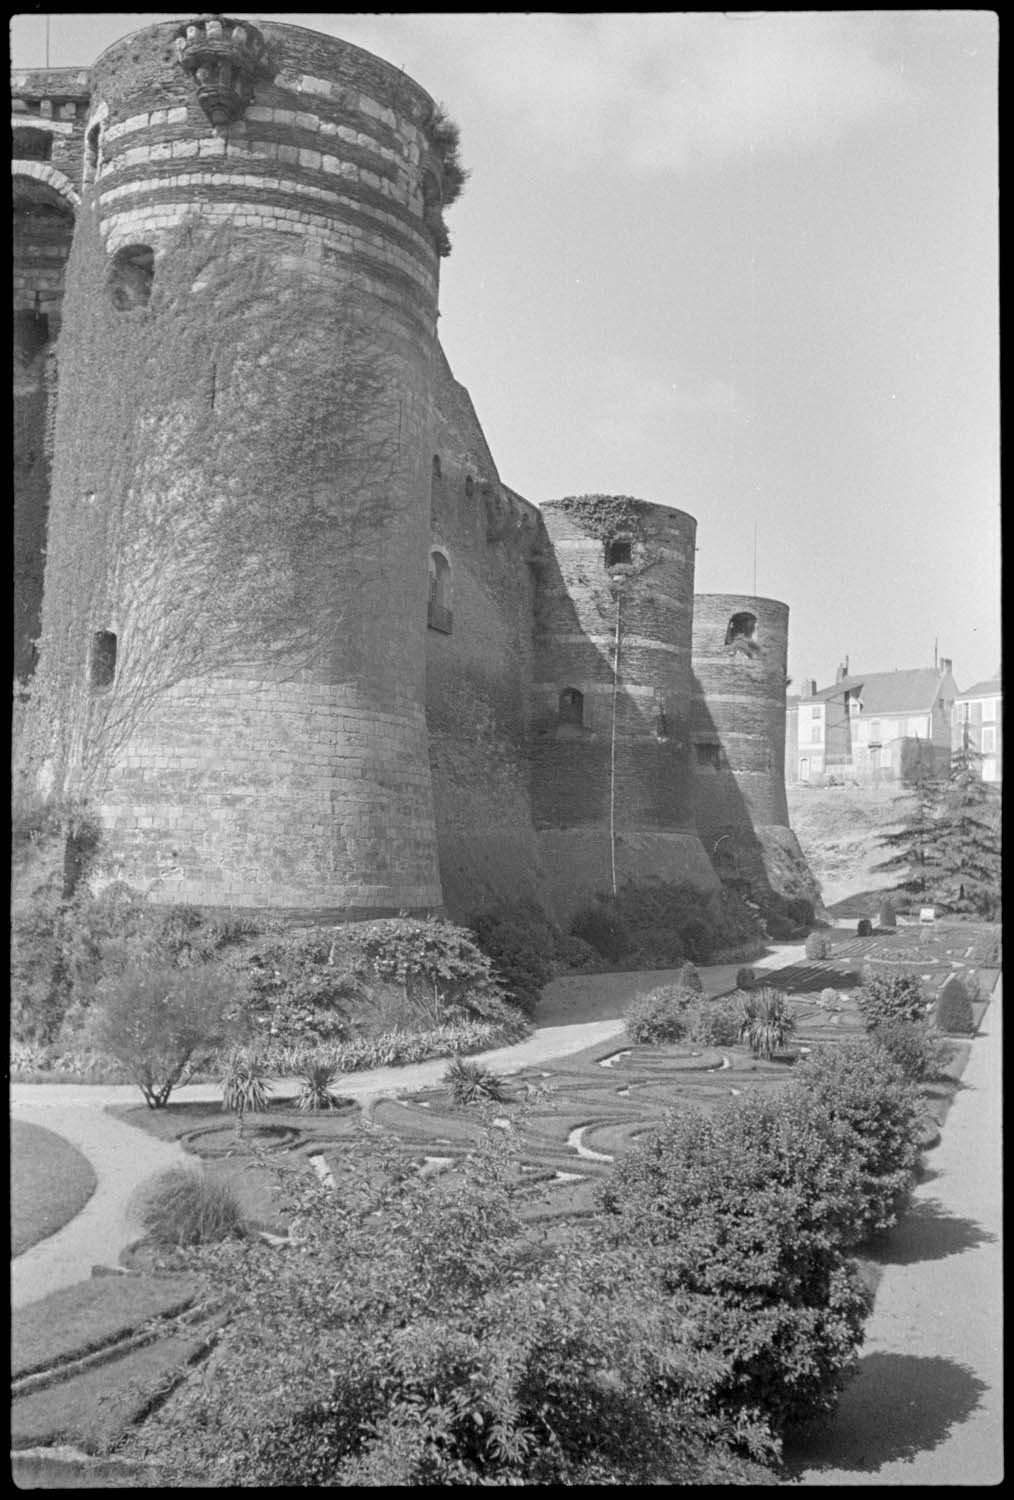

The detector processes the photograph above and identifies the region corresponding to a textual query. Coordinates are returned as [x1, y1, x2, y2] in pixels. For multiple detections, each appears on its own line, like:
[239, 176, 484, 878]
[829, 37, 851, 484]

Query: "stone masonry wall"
[425, 347, 544, 917]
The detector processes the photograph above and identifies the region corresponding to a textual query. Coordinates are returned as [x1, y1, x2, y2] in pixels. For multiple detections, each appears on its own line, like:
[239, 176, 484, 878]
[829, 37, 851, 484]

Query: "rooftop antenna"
[45, 15, 50, 67]
[934, 638, 938, 670]
[753, 519, 758, 595]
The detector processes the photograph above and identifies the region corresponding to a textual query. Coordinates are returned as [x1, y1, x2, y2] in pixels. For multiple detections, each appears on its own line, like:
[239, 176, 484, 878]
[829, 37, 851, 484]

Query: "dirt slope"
[787, 784, 915, 915]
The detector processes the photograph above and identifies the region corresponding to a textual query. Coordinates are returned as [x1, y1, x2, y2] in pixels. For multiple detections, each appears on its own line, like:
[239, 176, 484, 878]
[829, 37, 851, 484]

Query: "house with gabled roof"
[787, 659, 959, 785]
[952, 677, 1002, 782]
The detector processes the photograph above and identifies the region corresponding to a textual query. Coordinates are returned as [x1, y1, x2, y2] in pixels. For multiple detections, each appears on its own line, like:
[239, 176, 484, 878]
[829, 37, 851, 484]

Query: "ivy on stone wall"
[551, 494, 650, 542]
[17, 208, 406, 809]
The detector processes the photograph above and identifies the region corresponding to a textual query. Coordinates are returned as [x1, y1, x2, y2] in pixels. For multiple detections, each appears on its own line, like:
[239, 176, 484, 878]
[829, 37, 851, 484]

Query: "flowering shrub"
[624, 986, 698, 1044]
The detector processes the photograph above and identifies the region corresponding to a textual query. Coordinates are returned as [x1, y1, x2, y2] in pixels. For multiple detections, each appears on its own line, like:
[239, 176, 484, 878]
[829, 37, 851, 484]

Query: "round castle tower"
[691, 593, 816, 905]
[30, 17, 456, 915]
[532, 497, 718, 918]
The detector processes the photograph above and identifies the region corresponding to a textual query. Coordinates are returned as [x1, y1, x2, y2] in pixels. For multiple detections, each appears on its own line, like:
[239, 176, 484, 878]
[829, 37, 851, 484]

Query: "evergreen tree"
[930, 742, 1001, 918]
[875, 764, 947, 900]
[876, 742, 1001, 918]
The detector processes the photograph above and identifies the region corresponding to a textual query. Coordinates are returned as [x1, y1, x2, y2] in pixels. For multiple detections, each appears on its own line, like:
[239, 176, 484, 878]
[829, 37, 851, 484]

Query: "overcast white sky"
[11, 11, 1000, 690]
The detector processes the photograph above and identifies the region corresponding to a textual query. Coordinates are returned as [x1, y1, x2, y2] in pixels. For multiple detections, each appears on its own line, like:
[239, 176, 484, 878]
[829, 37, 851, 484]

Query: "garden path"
[10, 941, 809, 1308]
[784, 975, 1003, 1486]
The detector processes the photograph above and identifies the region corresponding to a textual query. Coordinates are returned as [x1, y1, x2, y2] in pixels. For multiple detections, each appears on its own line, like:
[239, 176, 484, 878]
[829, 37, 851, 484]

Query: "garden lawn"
[11, 1119, 98, 1256]
[12, 1275, 200, 1381]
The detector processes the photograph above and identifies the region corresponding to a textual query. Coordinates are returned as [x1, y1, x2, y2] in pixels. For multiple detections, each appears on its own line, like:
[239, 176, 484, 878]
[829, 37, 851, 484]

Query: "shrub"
[936, 975, 975, 1035]
[624, 985, 697, 1044]
[738, 986, 796, 1059]
[804, 932, 832, 960]
[736, 965, 757, 991]
[126, 1135, 765, 1485]
[872, 1022, 955, 1083]
[242, 928, 361, 1045]
[294, 1057, 346, 1112]
[857, 918, 873, 937]
[443, 1055, 510, 1105]
[764, 912, 798, 941]
[468, 901, 557, 1016]
[673, 960, 702, 992]
[269, 1014, 530, 1077]
[570, 902, 633, 963]
[10, 874, 67, 1045]
[878, 896, 897, 929]
[334, 917, 512, 1023]
[855, 971, 928, 1030]
[685, 997, 743, 1048]
[601, 1096, 872, 1444]
[89, 962, 243, 1107]
[791, 1038, 922, 1244]
[553, 933, 601, 970]
[138, 1166, 246, 1248]
[220, 1048, 274, 1117]
[818, 986, 842, 1010]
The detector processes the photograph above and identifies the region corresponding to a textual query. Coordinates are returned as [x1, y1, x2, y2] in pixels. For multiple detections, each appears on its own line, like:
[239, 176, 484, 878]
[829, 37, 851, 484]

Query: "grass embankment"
[11, 1121, 98, 1256]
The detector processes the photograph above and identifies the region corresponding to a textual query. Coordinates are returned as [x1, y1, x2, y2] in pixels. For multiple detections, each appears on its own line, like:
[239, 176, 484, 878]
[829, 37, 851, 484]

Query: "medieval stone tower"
[532, 498, 718, 913]
[13, 16, 818, 925]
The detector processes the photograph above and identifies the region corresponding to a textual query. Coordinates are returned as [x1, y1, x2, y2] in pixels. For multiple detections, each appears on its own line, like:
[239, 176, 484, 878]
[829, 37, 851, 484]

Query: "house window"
[810, 706, 823, 720]
[799, 757, 810, 781]
[981, 727, 996, 753]
[605, 538, 632, 568]
[108, 244, 154, 310]
[812, 723, 823, 743]
[907, 717, 925, 737]
[868, 720, 880, 742]
[90, 630, 117, 689]
[427, 550, 452, 633]
[558, 687, 583, 726]
[695, 741, 721, 769]
[969, 700, 983, 724]
[725, 611, 758, 649]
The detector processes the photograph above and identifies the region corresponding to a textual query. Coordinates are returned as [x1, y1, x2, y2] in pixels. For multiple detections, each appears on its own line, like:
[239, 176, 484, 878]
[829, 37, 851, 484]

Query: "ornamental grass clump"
[624, 985, 697, 1045]
[738, 986, 796, 1060]
[139, 1166, 246, 1249]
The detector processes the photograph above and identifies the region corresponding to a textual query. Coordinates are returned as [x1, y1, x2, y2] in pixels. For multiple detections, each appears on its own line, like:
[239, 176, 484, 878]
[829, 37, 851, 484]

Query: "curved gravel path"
[5, 940, 805, 1309]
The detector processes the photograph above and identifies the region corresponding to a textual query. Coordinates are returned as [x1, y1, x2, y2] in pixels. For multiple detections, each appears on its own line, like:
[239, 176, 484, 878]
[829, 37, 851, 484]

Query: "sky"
[11, 11, 1000, 690]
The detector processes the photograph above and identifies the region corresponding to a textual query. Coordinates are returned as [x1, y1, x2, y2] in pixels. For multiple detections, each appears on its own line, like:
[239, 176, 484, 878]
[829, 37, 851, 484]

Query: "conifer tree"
[929, 742, 1001, 918]
[875, 763, 947, 899]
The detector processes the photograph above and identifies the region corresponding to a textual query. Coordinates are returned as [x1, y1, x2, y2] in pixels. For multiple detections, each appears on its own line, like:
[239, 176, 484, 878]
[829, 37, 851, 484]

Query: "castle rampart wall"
[425, 348, 544, 917]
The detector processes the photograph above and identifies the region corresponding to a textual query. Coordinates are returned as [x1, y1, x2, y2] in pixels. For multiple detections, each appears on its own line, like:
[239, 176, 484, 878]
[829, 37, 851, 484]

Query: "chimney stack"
[835, 656, 849, 683]
[940, 657, 952, 675]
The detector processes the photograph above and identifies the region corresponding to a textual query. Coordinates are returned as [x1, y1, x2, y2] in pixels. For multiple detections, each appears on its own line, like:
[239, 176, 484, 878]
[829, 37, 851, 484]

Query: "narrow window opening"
[108, 243, 155, 311]
[90, 630, 117, 689]
[464, 475, 474, 499]
[427, 551, 452, 633]
[558, 687, 584, 726]
[432, 454, 442, 480]
[85, 122, 101, 177]
[606, 538, 632, 568]
[695, 741, 721, 769]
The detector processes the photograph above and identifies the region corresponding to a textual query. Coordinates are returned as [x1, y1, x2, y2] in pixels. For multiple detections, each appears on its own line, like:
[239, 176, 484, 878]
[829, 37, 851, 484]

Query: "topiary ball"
[857, 918, 873, 937]
[936, 975, 974, 1035]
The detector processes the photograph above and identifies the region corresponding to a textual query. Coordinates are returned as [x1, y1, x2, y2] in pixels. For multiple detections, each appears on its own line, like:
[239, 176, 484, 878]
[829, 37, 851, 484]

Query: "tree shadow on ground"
[782, 1352, 988, 1477]
[869, 1197, 997, 1266]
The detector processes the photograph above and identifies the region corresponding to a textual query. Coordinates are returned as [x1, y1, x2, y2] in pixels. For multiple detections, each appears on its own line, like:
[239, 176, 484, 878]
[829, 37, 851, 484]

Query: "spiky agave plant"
[443, 1054, 510, 1105]
[220, 1047, 274, 1121]
[739, 986, 797, 1060]
[295, 1056, 345, 1112]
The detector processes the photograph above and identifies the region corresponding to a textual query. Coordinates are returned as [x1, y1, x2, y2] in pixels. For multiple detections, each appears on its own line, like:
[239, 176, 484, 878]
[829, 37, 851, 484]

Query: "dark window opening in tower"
[85, 122, 101, 177]
[558, 687, 583, 726]
[725, 611, 759, 653]
[108, 244, 154, 311]
[606, 538, 632, 567]
[432, 454, 442, 480]
[90, 630, 117, 689]
[14, 309, 50, 377]
[464, 475, 474, 498]
[695, 740, 721, 769]
[13, 126, 53, 162]
[428, 550, 452, 633]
